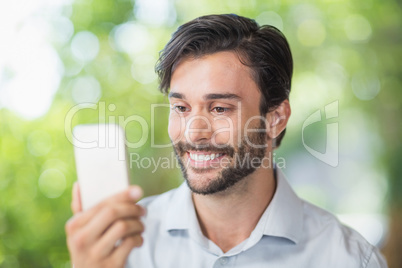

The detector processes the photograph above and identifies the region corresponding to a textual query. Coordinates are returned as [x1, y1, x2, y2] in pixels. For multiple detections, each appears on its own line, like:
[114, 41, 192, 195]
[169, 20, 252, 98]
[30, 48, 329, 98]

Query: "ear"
[265, 100, 291, 139]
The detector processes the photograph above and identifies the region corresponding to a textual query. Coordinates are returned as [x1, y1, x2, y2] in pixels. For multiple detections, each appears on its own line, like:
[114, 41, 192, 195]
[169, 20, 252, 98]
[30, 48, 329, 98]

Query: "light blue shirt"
[126, 168, 387, 268]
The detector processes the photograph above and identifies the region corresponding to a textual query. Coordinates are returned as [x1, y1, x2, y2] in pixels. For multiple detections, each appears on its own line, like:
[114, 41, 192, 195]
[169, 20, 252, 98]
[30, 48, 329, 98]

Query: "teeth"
[189, 153, 222, 161]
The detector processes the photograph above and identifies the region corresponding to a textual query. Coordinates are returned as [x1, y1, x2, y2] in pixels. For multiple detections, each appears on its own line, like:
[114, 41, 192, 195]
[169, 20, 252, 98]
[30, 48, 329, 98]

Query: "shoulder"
[301, 200, 363, 244]
[300, 200, 387, 267]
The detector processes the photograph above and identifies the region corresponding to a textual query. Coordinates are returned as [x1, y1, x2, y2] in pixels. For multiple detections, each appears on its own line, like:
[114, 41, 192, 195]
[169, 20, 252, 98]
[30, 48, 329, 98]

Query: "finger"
[71, 182, 82, 214]
[112, 185, 143, 202]
[111, 235, 144, 267]
[82, 203, 145, 243]
[65, 207, 144, 259]
[94, 219, 145, 257]
[70, 185, 143, 229]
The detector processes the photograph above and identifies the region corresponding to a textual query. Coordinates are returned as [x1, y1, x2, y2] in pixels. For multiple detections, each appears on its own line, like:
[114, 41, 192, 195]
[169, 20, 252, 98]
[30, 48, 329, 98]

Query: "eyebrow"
[204, 93, 241, 101]
[168, 92, 241, 101]
[168, 92, 185, 99]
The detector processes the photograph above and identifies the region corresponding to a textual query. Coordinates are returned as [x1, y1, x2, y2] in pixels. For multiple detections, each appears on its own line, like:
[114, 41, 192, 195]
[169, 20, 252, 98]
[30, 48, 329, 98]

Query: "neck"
[192, 165, 276, 253]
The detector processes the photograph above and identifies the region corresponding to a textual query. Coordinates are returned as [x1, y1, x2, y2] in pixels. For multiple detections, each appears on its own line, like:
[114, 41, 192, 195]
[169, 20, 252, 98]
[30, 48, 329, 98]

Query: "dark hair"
[156, 14, 293, 148]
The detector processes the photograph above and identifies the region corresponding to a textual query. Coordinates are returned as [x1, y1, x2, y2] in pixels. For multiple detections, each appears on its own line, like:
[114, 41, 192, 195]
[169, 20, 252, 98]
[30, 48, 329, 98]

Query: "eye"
[212, 107, 229, 114]
[172, 105, 189, 113]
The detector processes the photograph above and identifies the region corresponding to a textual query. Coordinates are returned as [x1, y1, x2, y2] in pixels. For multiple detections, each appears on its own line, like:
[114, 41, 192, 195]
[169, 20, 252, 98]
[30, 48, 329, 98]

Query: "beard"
[172, 120, 267, 195]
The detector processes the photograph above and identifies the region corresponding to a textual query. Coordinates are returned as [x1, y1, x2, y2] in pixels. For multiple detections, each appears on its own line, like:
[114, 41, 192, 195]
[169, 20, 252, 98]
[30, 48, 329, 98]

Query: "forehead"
[169, 51, 260, 102]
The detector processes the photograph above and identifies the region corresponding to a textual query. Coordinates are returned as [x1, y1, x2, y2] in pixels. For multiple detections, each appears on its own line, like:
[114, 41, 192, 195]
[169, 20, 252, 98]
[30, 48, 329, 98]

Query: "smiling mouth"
[188, 152, 225, 161]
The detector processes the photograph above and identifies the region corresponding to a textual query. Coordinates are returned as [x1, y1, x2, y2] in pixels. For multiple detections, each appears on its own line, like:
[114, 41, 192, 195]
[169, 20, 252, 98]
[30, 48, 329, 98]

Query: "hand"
[65, 183, 145, 268]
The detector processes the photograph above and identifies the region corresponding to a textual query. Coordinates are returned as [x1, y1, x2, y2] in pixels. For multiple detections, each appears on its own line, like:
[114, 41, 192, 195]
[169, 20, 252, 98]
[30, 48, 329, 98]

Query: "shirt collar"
[164, 167, 304, 244]
[260, 167, 304, 244]
[164, 182, 195, 231]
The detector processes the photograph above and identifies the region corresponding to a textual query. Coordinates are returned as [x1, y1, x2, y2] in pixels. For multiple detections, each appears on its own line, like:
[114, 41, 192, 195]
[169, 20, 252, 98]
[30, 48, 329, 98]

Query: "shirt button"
[220, 257, 228, 264]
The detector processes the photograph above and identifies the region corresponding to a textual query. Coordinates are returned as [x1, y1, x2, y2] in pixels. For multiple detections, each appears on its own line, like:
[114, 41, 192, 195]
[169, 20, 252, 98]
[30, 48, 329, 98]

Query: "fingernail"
[130, 186, 143, 200]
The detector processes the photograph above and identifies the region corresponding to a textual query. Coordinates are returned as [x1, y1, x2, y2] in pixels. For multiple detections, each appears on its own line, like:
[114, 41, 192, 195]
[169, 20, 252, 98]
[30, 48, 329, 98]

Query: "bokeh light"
[70, 31, 99, 63]
[38, 169, 67, 199]
[255, 11, 283, 31]
[344, 14, 372, 42]
[351, 71, 381, 100]
[131, 55, 158, 84]
[27, 130, 52, 157]
[70, 75, 102, 104]
[110, 22, 151, 55]
[297, 19, 326, 47]
[134, 0, 176, 26]
[0, 0, 65, 120]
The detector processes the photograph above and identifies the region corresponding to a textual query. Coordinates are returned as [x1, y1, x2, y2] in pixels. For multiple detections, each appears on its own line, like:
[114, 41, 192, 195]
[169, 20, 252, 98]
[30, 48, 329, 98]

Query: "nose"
[184, 115, 212, 144]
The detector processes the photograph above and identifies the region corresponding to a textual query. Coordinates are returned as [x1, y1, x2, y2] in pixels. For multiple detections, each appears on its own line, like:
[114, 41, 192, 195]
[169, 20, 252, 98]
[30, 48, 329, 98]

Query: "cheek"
[211, 117, 240, 145]
[168, 114, 183, 142]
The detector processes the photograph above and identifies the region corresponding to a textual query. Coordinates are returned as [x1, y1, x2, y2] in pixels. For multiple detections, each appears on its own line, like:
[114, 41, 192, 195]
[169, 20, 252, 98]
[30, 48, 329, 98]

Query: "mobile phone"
[73, 124, 130, 210]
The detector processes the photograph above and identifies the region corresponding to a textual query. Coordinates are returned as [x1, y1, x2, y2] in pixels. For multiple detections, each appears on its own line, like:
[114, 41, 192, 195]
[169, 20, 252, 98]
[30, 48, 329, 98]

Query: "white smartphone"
[73, 123, 130, 210]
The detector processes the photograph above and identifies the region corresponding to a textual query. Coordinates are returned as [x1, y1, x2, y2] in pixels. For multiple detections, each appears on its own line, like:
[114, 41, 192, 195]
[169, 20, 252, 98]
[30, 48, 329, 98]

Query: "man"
[66, 14, 387, 267]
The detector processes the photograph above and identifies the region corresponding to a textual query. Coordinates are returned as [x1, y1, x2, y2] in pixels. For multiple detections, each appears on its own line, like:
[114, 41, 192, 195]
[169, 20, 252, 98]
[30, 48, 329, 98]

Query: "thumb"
[71, 182, 82, 214]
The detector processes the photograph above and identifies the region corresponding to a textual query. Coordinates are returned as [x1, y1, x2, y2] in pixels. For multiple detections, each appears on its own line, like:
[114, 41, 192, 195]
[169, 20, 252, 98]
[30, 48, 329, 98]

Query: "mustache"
[174, 141, 235, 157]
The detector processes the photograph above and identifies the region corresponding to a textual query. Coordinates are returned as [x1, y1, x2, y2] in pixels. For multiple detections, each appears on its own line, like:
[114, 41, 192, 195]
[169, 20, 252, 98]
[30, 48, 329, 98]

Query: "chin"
[184, 172, 217, 195]
[186, 170, 216, 189]
[184, 169, 244, 195]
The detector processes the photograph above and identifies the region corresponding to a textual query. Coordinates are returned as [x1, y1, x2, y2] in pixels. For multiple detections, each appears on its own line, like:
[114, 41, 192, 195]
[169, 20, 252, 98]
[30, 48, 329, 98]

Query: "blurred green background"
[0, 0, 401, 267]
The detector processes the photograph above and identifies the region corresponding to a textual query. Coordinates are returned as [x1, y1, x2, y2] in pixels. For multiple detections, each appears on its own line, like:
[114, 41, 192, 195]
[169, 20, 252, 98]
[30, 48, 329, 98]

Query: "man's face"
[168, 51, 269, 195]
